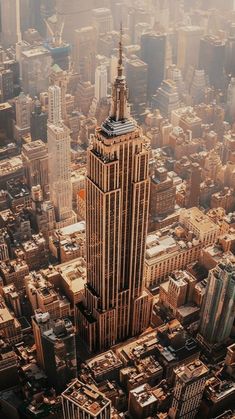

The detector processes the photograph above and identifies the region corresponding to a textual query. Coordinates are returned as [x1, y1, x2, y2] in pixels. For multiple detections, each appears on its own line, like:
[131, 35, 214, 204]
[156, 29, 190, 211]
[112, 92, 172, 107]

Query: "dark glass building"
[199, 35, 226, 90]
[42, 318, 77, 393]
[30, 100, 48, 142]
[141, 32, 166, 102]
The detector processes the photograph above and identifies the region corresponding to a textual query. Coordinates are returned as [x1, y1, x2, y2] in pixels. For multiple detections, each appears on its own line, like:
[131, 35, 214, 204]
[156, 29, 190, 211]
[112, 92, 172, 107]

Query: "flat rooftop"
[22, 47, 50, 58]
[0, 297, 14, 323]
[57, 221, 85, 236]
[87, 350, 122, 374]
[62, 379, 111, 416]
[175, 360, 208, 382]
[180, 207, 219, 233]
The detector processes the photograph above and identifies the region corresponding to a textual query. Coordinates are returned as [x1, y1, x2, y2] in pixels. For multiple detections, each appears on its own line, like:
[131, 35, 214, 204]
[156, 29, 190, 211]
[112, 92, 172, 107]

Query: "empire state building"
[77, 31, 152, 352]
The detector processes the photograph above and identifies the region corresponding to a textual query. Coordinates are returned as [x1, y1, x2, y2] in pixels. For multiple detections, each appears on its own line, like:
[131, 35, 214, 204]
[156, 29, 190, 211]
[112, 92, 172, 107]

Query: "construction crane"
[44, 15, 65, 48]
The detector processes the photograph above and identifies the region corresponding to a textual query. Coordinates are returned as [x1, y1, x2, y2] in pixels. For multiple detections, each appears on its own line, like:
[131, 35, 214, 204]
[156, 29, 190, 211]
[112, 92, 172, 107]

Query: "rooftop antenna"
[118, 22, 124, 78]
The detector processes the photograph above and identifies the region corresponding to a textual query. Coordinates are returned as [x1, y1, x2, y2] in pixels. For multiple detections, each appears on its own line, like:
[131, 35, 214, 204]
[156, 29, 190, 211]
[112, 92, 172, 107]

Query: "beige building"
[74, 26, 97, 83]
[14, 233, 48, 271]
[22, 140, 48, 196]
[0, 258, 29, 289]
[1, 284, 22, 318]
[47, 85, 77, 228]
[145, 208, 219, 288]
[62, 379, 111, 419]
[179, 207, 220, 245]
[169, 360, 208, 419]
[145, 229, 202, 287]
[25, 271, 70, 319]
[0, 296, 22, 344]
[49, 221, 86, 263]
[177, 26, 204, 74]
[56, 257, 86, 306]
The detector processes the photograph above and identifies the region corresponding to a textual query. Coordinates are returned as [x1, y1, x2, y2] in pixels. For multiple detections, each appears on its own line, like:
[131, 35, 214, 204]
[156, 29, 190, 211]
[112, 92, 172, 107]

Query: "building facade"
[47, 85, 76, 227]
[199, 262, 235, 344]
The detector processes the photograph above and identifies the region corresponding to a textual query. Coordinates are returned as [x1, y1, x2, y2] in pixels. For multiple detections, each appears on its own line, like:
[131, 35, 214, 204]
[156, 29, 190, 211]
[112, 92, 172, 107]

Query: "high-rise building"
[21, 46, 52, 96]
[92, 8, 113, 36]
[225, 24, 235, 77]
[141, 32, 166, 101]
[42, 318, 77, 393]
[177, 26, 203, 75]
[149, 166, 176, 231]
[169, 360, 208, 419]
[0, 69, 14, 101]
[47, 85, 76, 227]
[32, 310, 51, 369]
[22, 140, 48, 196]
[199, 262, 235, 344]
[227, 78, 235, 124]
[74, 26, 97, 83]
[30, 99, 48, 142]
[190, 69, 207, 105]
[95, 65, 108, 101]
[199, 35, 226, 90]
[126, 57, 148, 118]
[49, 64, 69, 121]
[0, 0, 18, 47]
[14, 92, 32, 141]
[186, 162, 202, 208]
[153, 79, 180, 118]
[62, 379, 111, 419]
[77, 32, 152, 352]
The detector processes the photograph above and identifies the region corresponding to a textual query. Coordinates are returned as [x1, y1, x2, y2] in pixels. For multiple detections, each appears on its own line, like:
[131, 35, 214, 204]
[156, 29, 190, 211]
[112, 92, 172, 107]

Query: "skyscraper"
[14, 92, 32, 141]
[47, 85, 76, 227]
[77, 31, 152, 352]
[186, 162, 202, 208]
[74, 26, 97, 84]
[177, 26, 203, 75]
[199, 262, 235, 344]
[0, 0, 18, 47]
[22, 140, 48, 196]
[126, 57, 148, 118]
[30, 99, 48, 142]
[42, 318, 77, 393]
[141, 32, 166, 101]
[199, 35, 226, 90]
[95, 65, 108, 101]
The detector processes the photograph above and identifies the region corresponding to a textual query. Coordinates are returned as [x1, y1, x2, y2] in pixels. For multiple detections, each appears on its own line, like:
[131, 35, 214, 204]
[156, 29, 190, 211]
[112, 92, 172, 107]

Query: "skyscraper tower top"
[101, 26, 136, 137]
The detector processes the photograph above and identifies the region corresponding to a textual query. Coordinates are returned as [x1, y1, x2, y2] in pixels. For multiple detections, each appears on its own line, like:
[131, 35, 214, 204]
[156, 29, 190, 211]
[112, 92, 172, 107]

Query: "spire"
[101, 24, 136, 136]
[118, 22, 123, 78]
[110, 24, 129, 121]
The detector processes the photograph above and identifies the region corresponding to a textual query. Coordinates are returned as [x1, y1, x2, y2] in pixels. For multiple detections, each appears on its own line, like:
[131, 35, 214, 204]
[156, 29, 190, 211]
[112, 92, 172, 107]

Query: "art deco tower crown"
[101, 25, 136, 136]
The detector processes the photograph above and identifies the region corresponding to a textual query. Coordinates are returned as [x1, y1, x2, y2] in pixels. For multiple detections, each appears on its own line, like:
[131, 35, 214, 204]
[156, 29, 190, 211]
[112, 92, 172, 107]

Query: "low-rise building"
[0, 296, 22, 344]
[25, 271, 70, 318]
[120, 355, 163, 391]
[0, 259, 29, 289]
[62, 379, 111, 419]
[86, 350, 123, 383]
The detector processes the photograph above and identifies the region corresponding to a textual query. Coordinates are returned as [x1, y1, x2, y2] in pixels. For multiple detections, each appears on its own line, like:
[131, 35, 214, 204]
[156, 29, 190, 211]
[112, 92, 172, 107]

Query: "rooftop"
[87, 350, 122, 375]
[0, 297, 14, 324]
[175, 360, 208, 382]
[22, 47, 50, 58]
[62, 379, 111, 416]
[180, 207, 219, 234]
